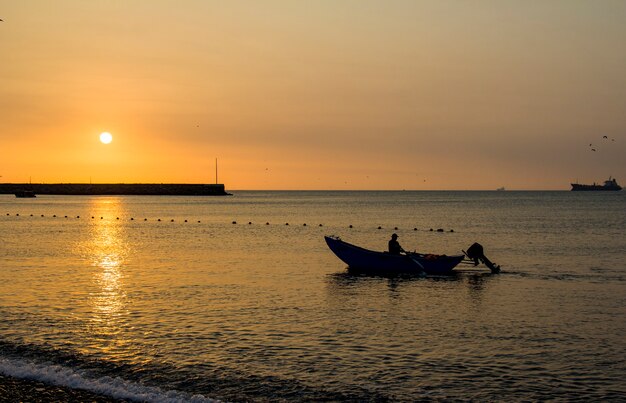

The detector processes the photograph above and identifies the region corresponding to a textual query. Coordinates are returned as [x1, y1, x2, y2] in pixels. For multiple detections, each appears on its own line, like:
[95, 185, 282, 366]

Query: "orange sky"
[1, 1, 625, 190]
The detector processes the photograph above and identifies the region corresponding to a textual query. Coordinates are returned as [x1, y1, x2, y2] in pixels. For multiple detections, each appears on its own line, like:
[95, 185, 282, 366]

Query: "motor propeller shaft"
[464, 242, 501, 274]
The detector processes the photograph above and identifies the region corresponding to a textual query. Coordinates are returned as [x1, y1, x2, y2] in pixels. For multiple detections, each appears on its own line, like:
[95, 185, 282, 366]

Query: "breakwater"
[0, 183, 231, 196]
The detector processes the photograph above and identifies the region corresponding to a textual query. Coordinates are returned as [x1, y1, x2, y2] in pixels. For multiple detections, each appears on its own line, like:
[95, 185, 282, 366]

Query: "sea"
[1, 191, 625, 402]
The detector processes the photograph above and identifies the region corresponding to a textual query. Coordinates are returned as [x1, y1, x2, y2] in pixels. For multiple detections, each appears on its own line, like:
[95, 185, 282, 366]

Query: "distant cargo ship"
[571, 177, 622, 191]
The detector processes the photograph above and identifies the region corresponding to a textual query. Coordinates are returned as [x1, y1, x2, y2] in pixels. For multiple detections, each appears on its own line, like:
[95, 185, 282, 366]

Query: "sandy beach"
[0, 375, 126, 402]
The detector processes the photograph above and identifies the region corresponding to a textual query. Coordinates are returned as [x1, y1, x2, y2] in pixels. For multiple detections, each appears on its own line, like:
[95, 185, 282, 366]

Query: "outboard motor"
[465, 242, 501, 274]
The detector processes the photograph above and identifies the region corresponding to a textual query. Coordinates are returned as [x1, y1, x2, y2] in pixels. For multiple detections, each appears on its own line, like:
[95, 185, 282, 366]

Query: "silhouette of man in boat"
[388, 233, 405, 255]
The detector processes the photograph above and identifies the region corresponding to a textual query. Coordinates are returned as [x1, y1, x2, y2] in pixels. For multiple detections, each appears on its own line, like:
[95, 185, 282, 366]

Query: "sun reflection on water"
[90, 201, 127, 316]
[83, 197, 132, 354]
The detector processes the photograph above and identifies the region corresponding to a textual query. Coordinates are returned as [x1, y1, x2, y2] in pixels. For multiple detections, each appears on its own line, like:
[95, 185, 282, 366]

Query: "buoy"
[248, 222, 252, 225]
[53, 215, 56, 218]
[429, 228, 433, 231]
[185, 220, 188, 222]
[77, 216, 80, 218]
[449, 229, 454, 233]
[91, 216, 94, 219]
[16, 214, 19, 216]
[130, 218, 134, 221]
[116, 217, 119, 220]
[394, 226, 398, 230]
[171, 219, 174, 222]
[319, 224, 323, 227]
[100, 217, 103, 219]
[349, 225, 353, 228]
[158, 219, 161, 221]
[437, 228, 444, 232]
[266, 222, 270, 225]
[64, 216, 68, 218]
[413, 228, 417, 231]
[378, 226, 382, 229]
[197, 220, 201, 223]
[285, 223, 289, 226]
[303, 223, 307, 226]
[41, 215, 44, 217]
[144, 218, 147, 221]
[232, 221, 237, 224]
[30, 214, 33, 217]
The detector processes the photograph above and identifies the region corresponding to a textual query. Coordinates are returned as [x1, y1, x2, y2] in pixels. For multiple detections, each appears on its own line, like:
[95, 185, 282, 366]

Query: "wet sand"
[0, 375, 127, 402]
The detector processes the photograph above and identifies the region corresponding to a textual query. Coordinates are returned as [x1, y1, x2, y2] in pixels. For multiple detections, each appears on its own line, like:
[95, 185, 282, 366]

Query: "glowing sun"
[99, 132, 113, 144]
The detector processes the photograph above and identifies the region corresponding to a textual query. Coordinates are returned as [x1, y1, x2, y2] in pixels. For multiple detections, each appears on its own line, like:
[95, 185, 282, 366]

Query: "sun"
[99, 132, 113, 144]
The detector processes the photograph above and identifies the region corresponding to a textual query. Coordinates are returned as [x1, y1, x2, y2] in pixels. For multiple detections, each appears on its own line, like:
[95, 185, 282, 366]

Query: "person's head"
[391, 233, 398, 239]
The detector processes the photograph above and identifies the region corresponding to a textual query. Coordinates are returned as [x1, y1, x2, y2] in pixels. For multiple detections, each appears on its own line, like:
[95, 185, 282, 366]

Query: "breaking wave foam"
[0, 356, 219, 403]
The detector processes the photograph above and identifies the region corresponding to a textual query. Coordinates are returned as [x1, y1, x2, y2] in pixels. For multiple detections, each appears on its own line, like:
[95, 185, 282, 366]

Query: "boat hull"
[324, 236, 464, 275]
[14, 190, 36, 198]
[571, 183, 621, 191]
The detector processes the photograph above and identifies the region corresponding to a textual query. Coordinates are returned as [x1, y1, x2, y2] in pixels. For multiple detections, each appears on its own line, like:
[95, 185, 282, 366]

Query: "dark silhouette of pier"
[0, 183, 231, 196]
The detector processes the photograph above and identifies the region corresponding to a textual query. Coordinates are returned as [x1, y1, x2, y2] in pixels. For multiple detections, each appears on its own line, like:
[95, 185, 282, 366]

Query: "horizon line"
[0, 182, 578, 192]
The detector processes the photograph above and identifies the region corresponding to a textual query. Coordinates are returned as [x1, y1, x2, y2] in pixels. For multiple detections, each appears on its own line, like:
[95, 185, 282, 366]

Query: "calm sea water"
[1, 191, 625, 401]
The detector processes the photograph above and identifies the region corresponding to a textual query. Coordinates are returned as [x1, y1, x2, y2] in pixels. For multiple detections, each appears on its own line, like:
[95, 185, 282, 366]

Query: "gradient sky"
[1, 1, 625, 190]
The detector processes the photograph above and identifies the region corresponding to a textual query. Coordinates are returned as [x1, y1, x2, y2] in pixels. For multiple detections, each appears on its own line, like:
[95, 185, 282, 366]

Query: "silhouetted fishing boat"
[14, 190, 36, 198]
[571, 177, 622, 191]
[324, 236, 466, 275]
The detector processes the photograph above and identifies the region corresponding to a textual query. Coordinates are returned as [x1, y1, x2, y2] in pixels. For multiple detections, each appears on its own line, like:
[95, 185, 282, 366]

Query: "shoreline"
[0, 374, 127, 402]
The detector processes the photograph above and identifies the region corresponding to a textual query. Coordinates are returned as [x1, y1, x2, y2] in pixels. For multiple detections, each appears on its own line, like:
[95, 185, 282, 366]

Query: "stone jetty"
[0, 183, 232, 196]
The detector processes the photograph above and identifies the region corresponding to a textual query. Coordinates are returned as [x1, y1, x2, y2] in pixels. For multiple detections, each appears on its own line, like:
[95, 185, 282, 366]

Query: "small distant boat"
[324, 236, 465, 275]
[496, 187, 506, 191]
[15, 190, 36, 198]
[571, 177, 622, 191]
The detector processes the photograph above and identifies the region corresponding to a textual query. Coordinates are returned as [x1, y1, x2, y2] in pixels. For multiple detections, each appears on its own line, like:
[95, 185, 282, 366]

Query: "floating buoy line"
[3, 212, 458, 233]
